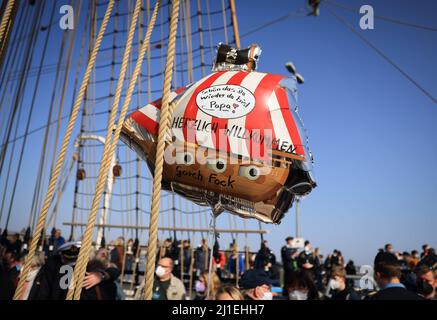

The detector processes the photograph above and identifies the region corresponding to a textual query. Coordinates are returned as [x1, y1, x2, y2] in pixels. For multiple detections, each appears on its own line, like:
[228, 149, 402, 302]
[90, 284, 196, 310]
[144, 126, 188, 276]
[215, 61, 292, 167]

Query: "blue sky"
[1, 0, 436, 266]
[240, 0, 437, 265]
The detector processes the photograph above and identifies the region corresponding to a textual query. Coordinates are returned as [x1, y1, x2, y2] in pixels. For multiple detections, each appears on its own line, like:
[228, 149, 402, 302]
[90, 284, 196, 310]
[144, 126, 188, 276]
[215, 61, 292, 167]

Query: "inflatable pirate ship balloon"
[121, 44, 316, 224]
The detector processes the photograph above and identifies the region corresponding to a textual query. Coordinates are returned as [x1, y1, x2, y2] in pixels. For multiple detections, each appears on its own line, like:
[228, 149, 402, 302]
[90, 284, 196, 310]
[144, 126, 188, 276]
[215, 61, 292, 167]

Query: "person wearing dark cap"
[31, 241, 120, 300]
[30, 241, 82, 299]
[367, 263, 424, 300]
[239, 269, 273, 300]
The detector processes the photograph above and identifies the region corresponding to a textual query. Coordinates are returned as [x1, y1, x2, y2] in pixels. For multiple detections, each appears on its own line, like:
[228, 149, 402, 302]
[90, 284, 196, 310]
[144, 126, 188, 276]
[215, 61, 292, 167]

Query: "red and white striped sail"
[130, 71, 305, 159]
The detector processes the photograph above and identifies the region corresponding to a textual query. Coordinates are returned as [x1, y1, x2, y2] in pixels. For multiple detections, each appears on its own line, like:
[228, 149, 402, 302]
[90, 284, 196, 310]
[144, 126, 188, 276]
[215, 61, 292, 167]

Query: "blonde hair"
[30, 252, 45, 268]
[215, 284, 244, 300]
[200, 271, 221, 297]
[115, 237, 125, 246]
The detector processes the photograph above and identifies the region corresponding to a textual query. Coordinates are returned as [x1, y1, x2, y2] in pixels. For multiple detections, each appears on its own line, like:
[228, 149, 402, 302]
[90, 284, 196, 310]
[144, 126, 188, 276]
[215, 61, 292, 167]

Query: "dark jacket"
[331, 286, 361, 300]
[419, 253, 437, 268]
[0, 263, 20, 300]
[28, 255, 66, 300]
[281, 246, 297, 272]
[367, 286, 424, 300]
[298, 251, 316, 271]
[29, 255, 120, 300]
[228, 253, 245, 276]
[194, 247, 210, 273]
[254, 245, 275, 270]
[80, 260, 120, 300]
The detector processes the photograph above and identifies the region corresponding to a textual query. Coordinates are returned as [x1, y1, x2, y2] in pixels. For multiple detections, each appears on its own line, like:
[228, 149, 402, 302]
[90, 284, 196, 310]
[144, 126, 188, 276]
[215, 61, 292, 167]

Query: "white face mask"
[289, 290, 308, 300]
[261, 291, 273, 300]
[330, 279, 341, 290]
[155, 265, 166, 278]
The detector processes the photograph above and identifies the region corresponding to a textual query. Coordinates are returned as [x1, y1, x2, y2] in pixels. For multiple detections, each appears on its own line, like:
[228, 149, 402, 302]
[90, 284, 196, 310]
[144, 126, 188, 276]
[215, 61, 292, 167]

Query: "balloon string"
[206, 211, 216, 300]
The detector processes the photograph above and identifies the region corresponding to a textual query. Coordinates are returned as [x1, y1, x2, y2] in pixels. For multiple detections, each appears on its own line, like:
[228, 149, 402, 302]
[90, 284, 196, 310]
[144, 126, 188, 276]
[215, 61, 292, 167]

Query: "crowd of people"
[0, 228, 436, 300]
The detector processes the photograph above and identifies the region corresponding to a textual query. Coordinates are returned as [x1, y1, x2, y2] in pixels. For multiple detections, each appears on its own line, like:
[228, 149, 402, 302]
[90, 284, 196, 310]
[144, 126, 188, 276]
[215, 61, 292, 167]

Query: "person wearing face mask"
[239, 269, 273, 300]
[151, 257, 186, 300]
[287, 270, 319, 300]
[416, 279, 436, 300]
[329, 266, 360, 300]
[194, 271, 220, 300]
[414, 264, 436, 291]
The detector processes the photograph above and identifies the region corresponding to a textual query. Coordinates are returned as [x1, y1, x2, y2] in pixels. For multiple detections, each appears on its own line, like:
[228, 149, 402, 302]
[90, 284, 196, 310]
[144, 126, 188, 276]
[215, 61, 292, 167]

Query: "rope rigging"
[324, 5, 437, 105]
[3, 1, 58, 231]
[325, 0, 437, 32]
[13, 0, 116, 300]
[68, 0, 161, 301]
[0, 0, 17, 71]
[143, 0, 179, 300]
[1, 0, 267, 301]
[0, 0, 44, 178]
[27, 0, 87, 233]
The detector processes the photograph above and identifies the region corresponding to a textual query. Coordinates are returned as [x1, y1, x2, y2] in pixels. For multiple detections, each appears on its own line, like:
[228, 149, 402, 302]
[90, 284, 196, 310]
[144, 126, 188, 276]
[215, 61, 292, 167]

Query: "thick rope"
[143, 0, 180, 300]
[0, 0, 15, 47]
[12, 0, 115, 300]
[68, 0, 161, 300]
[66, 0, 142, 300]
[0, 0, 17, 72]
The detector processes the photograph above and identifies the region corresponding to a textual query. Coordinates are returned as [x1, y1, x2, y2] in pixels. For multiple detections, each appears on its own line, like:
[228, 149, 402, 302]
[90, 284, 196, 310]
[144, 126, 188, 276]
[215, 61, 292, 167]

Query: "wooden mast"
[228, 0, 240, 48]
